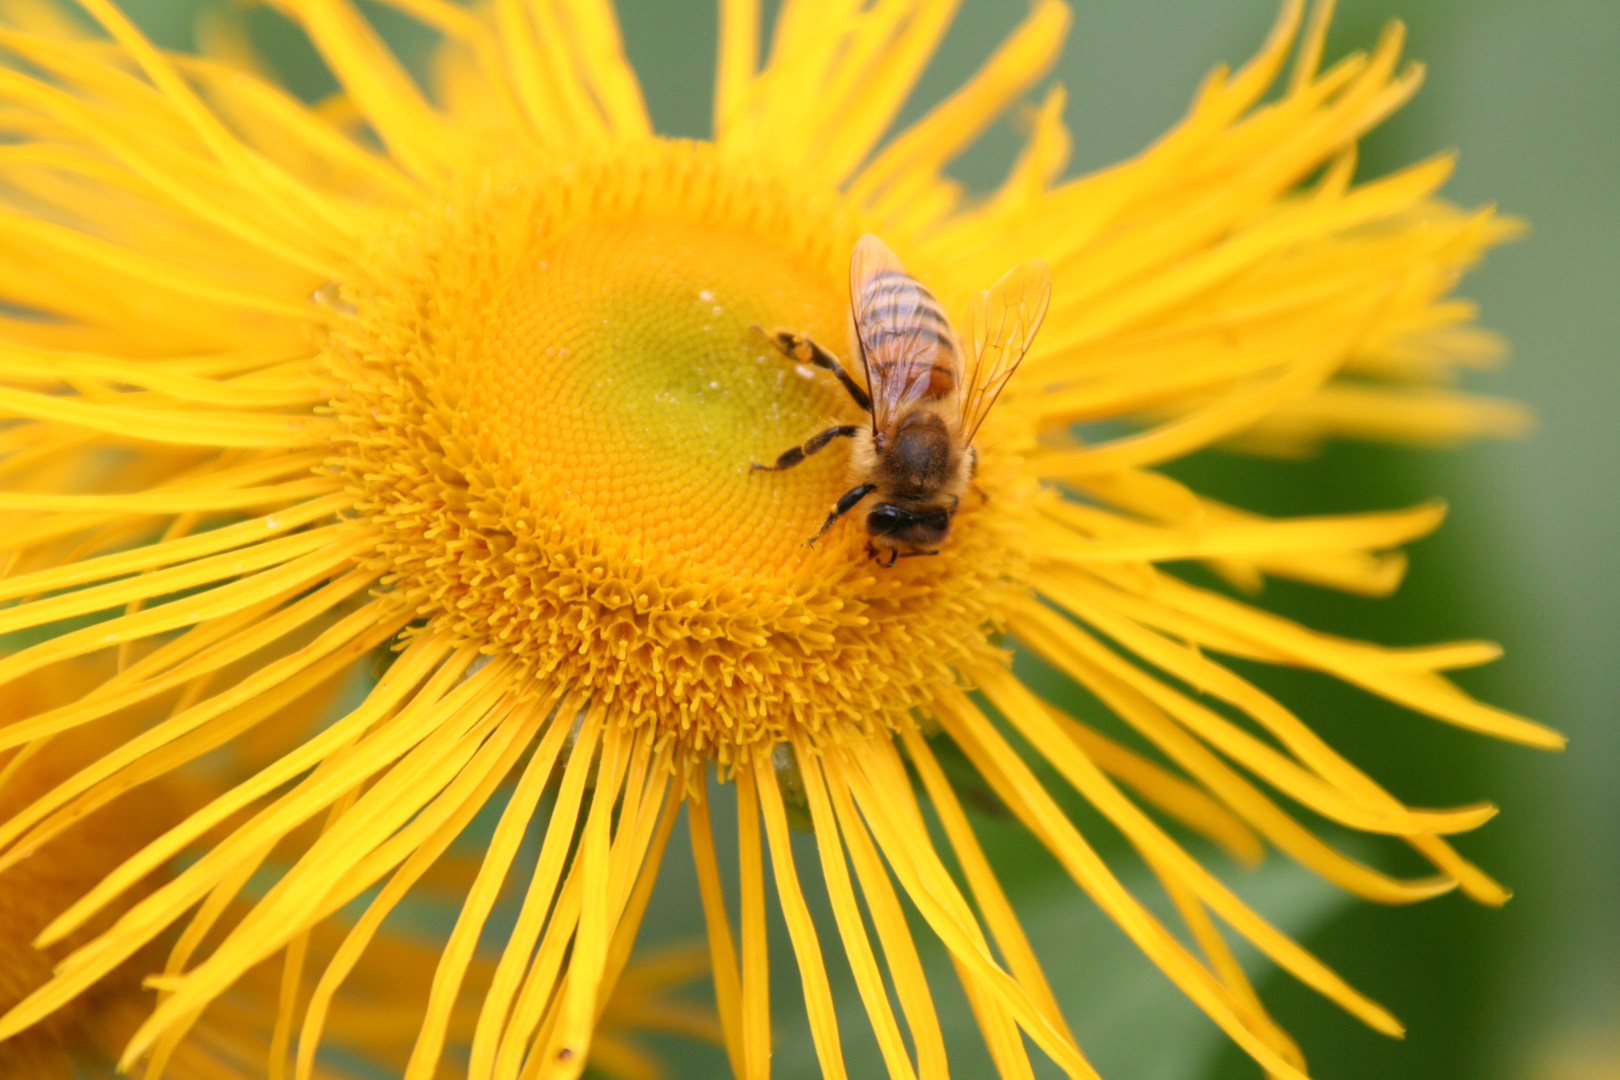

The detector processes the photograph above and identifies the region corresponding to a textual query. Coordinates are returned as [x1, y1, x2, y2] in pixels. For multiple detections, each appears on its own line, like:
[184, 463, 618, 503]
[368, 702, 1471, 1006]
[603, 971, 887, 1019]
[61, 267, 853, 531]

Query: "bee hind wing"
[961, 258, 1051, 444]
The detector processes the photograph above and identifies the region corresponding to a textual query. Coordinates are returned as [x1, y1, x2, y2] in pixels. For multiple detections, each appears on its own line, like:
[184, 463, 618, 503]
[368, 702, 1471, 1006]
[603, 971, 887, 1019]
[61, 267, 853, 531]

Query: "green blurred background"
[109, 0, 1620, 1077]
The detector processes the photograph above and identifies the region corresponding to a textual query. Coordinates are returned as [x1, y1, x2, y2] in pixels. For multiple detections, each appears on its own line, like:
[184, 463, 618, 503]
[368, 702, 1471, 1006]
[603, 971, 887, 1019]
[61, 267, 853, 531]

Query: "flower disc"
[472, 217, 851, 570]
[331, 143, 1033, 759]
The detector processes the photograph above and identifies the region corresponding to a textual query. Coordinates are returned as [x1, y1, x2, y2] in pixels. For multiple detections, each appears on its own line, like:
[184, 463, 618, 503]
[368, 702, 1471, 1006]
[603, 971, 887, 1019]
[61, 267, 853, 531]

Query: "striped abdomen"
[853, 267, 960, 402]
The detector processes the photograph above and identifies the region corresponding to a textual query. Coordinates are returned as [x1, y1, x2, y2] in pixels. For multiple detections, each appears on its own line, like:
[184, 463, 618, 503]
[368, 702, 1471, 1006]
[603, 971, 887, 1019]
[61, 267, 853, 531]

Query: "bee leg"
[894, 549, 940, 560]
[754, 325, 872, 414]
[966, 447, 988, 504]
[752, 424, 860, 471]
[864, 542, 897, 567]
[806, 482, 876, 546]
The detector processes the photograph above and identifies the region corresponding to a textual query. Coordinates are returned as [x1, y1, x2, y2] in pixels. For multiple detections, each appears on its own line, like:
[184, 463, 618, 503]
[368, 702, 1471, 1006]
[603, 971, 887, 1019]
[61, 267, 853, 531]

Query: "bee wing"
[959, 257, 1051, 444]
[849, 233, 958, 440]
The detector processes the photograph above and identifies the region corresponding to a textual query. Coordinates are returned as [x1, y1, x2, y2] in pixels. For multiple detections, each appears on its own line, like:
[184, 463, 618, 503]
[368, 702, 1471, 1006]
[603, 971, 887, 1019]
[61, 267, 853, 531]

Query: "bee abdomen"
[857, 269, 959, 398]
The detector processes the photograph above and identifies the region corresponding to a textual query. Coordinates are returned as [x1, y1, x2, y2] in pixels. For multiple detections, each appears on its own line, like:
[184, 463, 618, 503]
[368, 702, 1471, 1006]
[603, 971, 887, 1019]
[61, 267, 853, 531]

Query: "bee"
[753, 234, 1051, 566]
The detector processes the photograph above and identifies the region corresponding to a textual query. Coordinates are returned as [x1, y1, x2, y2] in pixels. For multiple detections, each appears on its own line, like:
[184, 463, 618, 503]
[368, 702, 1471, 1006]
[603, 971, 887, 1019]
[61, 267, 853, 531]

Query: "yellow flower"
[0, 0, 1559, 1078]
[0, 663, 714, 1080]
[166, 931, 721, 1080]
[0, 660, 177, 1079]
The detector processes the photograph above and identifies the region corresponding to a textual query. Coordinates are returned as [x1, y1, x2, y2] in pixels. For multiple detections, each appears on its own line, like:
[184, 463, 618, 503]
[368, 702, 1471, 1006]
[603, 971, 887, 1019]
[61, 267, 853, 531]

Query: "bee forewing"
[960, 258, 1051, 444]
[849, 234, 964, 440]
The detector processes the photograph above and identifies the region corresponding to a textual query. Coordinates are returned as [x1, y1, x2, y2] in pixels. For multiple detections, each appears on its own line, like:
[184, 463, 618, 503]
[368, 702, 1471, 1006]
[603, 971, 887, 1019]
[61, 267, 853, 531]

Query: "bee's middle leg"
[752, 424, 860, 472]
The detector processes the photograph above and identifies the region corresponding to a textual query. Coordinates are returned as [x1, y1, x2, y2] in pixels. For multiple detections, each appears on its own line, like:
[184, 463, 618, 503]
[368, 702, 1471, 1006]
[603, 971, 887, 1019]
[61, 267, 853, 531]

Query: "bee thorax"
[882, 411, 953, 497]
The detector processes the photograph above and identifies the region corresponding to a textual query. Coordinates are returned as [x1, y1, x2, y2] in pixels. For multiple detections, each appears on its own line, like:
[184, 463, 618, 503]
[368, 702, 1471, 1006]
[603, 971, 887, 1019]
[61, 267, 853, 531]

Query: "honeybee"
[753, 234, 1051, 565]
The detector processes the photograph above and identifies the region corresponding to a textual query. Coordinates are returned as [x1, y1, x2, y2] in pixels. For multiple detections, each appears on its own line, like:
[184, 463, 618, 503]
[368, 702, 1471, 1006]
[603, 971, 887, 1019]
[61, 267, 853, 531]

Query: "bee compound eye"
[867, 505, 905, 534]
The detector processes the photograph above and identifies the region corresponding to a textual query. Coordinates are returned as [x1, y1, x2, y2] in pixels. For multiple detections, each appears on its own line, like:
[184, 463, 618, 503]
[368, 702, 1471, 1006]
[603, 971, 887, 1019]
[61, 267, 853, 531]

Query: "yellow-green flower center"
[472, 218, 853, 572]
[328, 142, 1032, 760]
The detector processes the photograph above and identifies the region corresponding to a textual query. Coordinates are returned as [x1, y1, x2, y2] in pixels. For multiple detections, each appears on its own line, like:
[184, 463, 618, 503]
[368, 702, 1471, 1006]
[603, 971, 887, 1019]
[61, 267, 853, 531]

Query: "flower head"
[0, 0, 1559, 1078]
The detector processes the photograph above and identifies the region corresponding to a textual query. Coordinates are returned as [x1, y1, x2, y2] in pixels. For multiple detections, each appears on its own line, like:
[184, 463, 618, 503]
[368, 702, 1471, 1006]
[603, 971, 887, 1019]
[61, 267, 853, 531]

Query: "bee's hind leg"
[752, 325, 872, 413]
[752, 424, 860, 472]
[967, 446, 989, 505]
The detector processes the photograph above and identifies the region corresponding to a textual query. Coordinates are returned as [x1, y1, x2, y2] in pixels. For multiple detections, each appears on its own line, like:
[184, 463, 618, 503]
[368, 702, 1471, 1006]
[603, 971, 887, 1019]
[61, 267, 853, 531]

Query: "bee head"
[867, 503, 951, 547]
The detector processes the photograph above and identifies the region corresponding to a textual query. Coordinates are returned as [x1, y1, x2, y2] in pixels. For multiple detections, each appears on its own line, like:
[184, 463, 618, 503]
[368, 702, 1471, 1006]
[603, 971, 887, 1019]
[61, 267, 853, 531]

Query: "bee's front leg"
[864, 542, 904, 568]
[807, 482, 877, 546]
